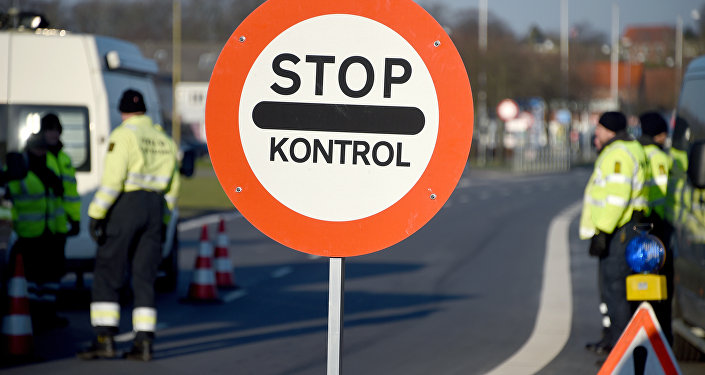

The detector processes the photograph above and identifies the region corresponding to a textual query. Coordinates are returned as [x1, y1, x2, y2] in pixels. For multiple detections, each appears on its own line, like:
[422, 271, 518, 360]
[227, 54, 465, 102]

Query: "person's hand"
[589, 231, 610, 258]
[68, 220, 80, 236]
[89, 218, 106, 244]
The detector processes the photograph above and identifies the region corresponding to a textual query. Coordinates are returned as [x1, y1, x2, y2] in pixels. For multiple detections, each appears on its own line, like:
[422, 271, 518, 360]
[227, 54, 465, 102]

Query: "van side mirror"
[180, 148, 195, 177]
[688, 140, 705, 189]
[4, 152, 28, 182]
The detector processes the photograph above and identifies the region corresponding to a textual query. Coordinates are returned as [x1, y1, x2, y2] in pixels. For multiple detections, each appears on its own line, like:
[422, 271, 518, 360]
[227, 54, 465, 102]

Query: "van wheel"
[155, 231, 179, 293]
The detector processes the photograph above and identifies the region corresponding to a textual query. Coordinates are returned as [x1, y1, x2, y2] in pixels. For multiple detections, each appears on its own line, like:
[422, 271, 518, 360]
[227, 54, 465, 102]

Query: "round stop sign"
[206, 0, 473, 257]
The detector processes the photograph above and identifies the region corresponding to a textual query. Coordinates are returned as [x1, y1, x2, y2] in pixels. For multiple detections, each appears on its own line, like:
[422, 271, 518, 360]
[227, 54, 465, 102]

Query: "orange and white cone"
[214, 218, 238, 290]
[2, 253, 33, 358]
[181, 226, 220, 303]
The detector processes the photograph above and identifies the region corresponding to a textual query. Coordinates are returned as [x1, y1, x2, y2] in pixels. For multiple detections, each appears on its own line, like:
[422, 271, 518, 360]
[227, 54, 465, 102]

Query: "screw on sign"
[205, 0, 473, 258]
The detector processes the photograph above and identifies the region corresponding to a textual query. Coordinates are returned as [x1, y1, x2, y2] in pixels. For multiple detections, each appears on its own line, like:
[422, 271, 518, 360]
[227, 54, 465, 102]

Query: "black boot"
[126, 338, 153, 361]
[585, 328, 612, 355]
[77, 335, 119, 360]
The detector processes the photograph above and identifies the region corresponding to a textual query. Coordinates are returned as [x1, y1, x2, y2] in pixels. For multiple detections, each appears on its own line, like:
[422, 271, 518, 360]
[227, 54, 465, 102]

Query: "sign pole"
[327, 257, 345, 375]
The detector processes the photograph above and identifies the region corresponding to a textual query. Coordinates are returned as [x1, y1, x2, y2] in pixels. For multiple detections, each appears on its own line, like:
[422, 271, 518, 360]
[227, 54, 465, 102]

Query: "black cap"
[26, 132, 48, 150]
[639, 112, 668, 137]
[40, 113, 62, 134]
[118, 89, 147, 113]
[598, 111, 627, 133]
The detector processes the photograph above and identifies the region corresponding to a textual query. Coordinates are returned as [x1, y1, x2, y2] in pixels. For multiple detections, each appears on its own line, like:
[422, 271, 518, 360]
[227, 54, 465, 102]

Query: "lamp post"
[560, 0, 569, 100]
[172, 0, 182, 146]
[610, 3, 620, 109]
[477, 0, 488, 166]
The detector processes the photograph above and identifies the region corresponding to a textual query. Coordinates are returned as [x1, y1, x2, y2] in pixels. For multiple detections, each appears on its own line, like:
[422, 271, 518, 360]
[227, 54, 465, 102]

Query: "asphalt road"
[3, 167, 704, 374]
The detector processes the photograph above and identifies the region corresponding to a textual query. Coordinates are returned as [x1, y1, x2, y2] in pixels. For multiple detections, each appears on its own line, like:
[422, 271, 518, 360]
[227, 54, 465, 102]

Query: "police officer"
[580, 111, 648, 354]
[638, 111, 673, 344]
[8, 133, 67, 331]
[41, 113, 81, 238]
[78, 89, 179, 361]
[39, 114, 81, 316]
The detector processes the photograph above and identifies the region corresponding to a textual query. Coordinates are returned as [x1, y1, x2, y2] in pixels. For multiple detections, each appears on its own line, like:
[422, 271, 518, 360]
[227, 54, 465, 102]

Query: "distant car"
[668, 54, 705, 360]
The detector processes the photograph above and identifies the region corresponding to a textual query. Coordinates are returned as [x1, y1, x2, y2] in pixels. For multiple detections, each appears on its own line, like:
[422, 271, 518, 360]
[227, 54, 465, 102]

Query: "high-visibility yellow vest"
[47, 150, 80, 223]
[88, 115, 180, 220]
[665, 148, 687, 226]
[8, 170, 59, 238]
[666, 147, 705, 243]
[579, 138, 648, 239]
[643, 144, 669, 220]
[44, 153, 68, 234]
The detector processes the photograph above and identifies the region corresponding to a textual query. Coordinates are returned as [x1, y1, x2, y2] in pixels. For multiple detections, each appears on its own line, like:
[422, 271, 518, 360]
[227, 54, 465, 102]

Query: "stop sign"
[206, 0, 474, 257]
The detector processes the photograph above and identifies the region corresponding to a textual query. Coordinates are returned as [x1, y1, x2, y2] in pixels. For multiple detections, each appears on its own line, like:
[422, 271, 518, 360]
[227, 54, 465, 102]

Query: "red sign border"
[598, 303, 680, 375]
[206, 0, 474, 257]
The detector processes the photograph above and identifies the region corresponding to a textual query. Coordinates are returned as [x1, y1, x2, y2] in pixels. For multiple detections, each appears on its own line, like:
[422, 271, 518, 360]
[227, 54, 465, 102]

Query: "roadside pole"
[327, 258, 345, 375]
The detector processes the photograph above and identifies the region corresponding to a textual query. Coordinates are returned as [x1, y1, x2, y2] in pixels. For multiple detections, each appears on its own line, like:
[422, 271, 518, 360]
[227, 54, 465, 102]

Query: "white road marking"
[178, 212, 243, 232]
[485, 201, 582, 375]
[222, 289, 247, 303]
[271, 266, 293, 279]
[114, 323, 169, 342]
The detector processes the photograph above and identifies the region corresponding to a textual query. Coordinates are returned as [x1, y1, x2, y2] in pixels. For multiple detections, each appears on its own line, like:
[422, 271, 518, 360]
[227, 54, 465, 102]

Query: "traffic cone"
[2, 253, 33, 360]
[180, 226, 220, 303]
[214, 218, 238, 290]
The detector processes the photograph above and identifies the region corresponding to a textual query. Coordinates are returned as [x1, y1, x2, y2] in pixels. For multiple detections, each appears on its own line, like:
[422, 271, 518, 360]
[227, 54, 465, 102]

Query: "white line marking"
[114, 323, 169, 342]
[114, 331, 135, 342]
[178, 212, 243, 232]
[271, 266, 293, 279]
[485, 201, 582, 375]
[222, 289, 247, 303]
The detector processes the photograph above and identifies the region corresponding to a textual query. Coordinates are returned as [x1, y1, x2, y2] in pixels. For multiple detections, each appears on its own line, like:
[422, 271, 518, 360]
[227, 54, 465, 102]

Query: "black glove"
[589, 231, 611, 258]
[89, 218, 106, 244]
[67, 220, 80, 237]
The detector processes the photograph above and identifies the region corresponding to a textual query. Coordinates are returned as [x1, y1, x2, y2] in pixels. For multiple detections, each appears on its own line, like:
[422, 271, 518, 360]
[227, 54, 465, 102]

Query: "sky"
[423, 0, 705, 36]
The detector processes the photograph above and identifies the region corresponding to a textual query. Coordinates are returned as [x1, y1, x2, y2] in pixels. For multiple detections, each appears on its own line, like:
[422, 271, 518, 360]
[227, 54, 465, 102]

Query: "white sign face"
[239, 14, 439, 222]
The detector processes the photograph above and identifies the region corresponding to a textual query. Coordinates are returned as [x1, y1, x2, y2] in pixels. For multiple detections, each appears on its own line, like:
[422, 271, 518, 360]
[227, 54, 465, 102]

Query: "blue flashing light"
[625, 233, 666, 273]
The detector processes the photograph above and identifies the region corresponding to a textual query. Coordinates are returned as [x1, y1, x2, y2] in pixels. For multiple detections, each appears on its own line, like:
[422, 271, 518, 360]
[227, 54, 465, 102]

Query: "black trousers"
[10, 232, 65, 322]
[91, 191, 163, 335]
[599, 216, 641, 348]
[649, 214, 674, 345]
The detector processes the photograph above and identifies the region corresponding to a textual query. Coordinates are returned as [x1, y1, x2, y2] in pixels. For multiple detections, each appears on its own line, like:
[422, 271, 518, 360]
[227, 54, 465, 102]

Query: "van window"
[676, 78, 705, 147]
[6, 105, 91, 171]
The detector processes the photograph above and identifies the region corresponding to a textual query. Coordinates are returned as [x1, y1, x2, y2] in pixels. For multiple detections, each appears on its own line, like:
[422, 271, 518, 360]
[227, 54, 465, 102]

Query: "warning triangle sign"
[598, 302, 682, 375]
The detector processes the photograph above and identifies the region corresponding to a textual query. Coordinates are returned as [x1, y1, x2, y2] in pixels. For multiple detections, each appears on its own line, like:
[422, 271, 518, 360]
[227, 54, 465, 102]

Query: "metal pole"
[478, 0, 488, 167]
[327, 257, 345, 375]
[172, 0, 182, 146]
[610, 3, 619, 108]
[479, 0, 487, 52]
[676, 16, 683, 99]
[560, 0, 569, 97]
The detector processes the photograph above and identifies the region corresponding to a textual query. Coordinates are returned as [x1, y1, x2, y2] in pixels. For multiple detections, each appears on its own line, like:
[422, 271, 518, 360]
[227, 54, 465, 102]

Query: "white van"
[669, 54, 705, 360]
[0, 29, 180, 291]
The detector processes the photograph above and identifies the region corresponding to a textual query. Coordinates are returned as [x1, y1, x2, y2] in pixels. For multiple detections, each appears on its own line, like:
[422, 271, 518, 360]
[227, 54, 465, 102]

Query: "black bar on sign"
[252, 101, 425, 135]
